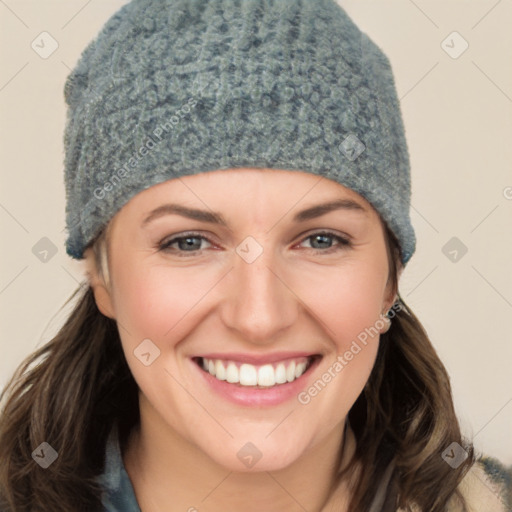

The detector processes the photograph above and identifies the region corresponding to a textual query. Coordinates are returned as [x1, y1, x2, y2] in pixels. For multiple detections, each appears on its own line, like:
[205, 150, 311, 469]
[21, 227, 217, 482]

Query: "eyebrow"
[141, 198, 368, 228]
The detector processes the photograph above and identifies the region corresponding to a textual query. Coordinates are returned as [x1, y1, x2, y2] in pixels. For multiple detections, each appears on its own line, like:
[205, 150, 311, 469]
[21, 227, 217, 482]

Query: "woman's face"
[87, 168, 397, 472]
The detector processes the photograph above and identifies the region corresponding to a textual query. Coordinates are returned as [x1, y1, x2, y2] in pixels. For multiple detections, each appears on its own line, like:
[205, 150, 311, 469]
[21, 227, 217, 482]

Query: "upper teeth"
[201, 357, 310, 387]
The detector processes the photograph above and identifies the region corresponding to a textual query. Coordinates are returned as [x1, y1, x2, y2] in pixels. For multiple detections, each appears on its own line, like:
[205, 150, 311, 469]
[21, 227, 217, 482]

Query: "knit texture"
[63, 0, 416, 264]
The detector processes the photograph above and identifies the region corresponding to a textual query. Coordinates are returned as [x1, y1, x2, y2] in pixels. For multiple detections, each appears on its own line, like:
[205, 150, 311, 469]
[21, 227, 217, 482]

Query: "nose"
[218, 242, 299, 346]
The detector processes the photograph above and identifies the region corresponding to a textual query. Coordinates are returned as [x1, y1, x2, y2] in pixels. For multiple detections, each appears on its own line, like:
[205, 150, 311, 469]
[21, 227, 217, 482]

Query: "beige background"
[1, 0, 511, 466]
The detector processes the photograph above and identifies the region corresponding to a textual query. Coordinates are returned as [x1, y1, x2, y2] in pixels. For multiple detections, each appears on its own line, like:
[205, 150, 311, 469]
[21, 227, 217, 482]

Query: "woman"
[0, 0, 509, 510]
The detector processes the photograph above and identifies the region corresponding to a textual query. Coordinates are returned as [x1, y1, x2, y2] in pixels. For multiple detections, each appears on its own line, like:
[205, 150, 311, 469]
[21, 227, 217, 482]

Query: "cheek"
[296, 261, 386, 349]
[110, 258, 205, 347]
[292, 260, 387, 413]
[110, 261, 208, 413]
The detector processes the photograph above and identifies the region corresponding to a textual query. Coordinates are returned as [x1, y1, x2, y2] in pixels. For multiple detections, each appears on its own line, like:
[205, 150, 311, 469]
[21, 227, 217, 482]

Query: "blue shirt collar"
[96, 425, 141, 512]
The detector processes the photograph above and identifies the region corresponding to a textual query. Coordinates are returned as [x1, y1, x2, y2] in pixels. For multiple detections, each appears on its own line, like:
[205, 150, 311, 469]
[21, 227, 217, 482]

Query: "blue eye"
[301, 231, 352, 253]
[158, 233, 209, 255]
[157, 231, 352, 256]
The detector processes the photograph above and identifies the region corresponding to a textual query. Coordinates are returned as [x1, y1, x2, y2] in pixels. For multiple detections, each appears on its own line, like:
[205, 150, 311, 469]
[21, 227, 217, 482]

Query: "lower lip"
[191, 357, 321, 407]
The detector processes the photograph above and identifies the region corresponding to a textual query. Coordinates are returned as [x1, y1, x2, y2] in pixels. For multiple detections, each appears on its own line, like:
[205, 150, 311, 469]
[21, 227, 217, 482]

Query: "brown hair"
[339, 224, 475, 511]
[0, 220, 474, 511]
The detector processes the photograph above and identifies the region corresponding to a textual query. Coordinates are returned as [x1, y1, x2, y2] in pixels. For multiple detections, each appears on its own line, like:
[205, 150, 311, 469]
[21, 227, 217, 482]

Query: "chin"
[197, 431, 310, 473]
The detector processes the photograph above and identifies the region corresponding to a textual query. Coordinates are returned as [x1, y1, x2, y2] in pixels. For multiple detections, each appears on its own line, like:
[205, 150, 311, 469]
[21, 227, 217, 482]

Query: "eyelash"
[157, 231, 352, 257]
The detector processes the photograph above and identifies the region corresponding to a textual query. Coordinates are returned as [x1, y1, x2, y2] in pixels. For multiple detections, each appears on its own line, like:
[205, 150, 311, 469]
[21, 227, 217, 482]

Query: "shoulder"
[394, 455, 510, 512]
[450, 455, 510, 512]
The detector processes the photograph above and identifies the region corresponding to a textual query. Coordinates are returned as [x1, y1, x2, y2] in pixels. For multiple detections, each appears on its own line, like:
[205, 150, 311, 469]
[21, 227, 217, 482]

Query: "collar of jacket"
[96, 425, 141, 512]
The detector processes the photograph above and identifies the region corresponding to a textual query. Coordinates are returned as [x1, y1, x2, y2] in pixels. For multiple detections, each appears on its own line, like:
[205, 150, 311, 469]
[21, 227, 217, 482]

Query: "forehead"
[98, 167, 394, 272]
[117, 167, 377, 219]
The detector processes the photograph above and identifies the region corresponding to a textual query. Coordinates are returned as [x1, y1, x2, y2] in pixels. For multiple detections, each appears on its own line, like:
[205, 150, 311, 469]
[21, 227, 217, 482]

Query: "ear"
[380, 258, 403, 326]
[83, 247, 116, 320]
[382, 280, 396, 315]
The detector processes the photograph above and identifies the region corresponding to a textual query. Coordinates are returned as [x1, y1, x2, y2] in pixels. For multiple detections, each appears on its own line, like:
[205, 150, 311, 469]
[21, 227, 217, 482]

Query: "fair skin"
[85, 168, 401, 512]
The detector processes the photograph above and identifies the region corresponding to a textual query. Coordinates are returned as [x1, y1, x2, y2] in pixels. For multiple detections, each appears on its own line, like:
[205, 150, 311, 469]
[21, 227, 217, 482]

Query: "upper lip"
[194, 351, 320, 365]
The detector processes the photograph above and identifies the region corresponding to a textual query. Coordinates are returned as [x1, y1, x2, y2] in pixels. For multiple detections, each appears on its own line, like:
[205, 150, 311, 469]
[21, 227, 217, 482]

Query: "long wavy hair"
[0, 220, 475, 511]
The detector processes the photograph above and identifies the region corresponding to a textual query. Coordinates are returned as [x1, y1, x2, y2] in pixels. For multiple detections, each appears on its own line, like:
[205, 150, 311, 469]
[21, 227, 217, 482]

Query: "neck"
[123, 395, 358, 512]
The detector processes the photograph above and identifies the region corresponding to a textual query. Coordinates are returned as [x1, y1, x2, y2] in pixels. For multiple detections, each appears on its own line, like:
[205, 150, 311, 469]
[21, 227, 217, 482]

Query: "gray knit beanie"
[63, 0, 416, 265]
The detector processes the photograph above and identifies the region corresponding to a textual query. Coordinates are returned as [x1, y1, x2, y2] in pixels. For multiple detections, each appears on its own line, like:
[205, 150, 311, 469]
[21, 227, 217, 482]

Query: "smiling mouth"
[193, 355, 321, 389]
